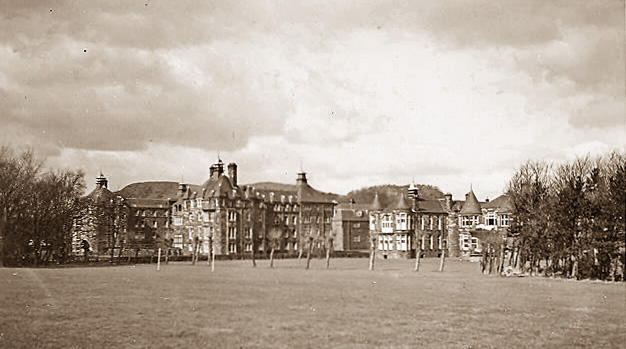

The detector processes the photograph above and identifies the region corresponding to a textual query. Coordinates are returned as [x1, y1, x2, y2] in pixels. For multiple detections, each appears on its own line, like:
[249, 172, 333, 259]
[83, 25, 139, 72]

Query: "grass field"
[1, 258, 624, 348]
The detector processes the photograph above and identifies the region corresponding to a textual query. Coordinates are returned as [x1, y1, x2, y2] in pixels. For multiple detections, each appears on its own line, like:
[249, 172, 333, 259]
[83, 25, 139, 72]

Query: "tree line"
[0, 146, 85, 266]
[507, 151, 625, 281]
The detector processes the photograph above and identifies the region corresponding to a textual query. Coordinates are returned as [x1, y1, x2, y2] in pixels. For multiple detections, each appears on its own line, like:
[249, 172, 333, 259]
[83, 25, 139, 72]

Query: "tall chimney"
[444, 193, 452, 210]
[228, 163, 238, 187]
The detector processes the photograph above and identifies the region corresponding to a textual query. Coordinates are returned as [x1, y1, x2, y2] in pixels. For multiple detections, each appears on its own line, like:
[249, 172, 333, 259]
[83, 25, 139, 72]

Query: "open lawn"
[1, 258, 625, 348]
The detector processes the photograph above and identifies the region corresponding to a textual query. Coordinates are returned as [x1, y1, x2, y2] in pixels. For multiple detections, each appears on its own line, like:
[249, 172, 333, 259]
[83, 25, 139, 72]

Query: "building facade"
[170, 159, 336, 258]
[332, 200, 371, 252]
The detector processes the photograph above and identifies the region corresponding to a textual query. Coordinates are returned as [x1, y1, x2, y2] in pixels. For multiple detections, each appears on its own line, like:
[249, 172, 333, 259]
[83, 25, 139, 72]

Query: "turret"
[95, 172, 108, 189]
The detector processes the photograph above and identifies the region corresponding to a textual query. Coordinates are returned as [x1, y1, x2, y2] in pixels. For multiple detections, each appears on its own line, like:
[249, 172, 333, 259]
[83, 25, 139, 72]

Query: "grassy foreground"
[1, 258, 624, 348]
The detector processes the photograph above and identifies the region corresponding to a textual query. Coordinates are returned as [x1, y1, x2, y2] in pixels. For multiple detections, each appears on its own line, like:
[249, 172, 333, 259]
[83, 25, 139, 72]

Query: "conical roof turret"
[394, 194, 411, 210]
[460, 189, 482, 214]
[371, 192, 382, 211]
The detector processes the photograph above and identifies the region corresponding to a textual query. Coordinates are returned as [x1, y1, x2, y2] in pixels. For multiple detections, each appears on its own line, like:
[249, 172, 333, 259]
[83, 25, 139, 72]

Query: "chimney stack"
[228, 163, 238, 187]
[444, 193, 452, 210]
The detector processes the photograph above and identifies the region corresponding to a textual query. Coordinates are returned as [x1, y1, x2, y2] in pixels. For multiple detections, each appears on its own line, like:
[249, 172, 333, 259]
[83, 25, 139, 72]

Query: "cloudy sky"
[1, 0, 624, 200]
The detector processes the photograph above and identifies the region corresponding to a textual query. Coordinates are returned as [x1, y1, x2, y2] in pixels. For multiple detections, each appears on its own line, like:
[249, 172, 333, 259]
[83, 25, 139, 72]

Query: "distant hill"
[345, 184, 444, 208]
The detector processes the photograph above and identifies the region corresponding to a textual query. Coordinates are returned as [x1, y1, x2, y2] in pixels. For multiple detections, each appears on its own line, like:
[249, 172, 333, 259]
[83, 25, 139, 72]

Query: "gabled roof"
[460, 190, 482, 215]
[87, 185, 116, 205]
[482, 194, 513, 213]
[201, 174, 244, 199]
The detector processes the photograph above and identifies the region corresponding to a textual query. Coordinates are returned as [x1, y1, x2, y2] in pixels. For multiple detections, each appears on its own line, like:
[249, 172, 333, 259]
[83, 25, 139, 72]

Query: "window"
[438, 235, 442, 249]
[229, 243, 237, 253]
[202, 212, 209, 222]
[228, 211, 237, 221]
[378, 236, 383, 250]
[197, 198, 202, 207]
[353, 236, 361, 243]
[430, 216, 433, 230]
[396, 213, 407, 230]
[421, 216, 425, 230]
[353, 223, 360, 228]
[370, 214, 377, 230]
[382, 215, 393, 233]
[245, 243, 252, 252]
[461, 235, 470, 251]
[500, 214, 510, 227]
[430, 235, 434, 250]
[228, 226, 237, 239]
[396, 235, 402, 250]
[438, 216, 442, 230]
[461, 216, 478, 227]
[153, 221, 158, 228]
[486, 212, 496, 226]
[293, 216, 297, 225]
[173, 217, 183, 226]
[471, 237, 478, 250]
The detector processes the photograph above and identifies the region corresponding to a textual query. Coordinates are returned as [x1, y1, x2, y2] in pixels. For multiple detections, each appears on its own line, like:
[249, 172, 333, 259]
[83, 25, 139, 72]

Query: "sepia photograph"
[1, 1, 625, 348]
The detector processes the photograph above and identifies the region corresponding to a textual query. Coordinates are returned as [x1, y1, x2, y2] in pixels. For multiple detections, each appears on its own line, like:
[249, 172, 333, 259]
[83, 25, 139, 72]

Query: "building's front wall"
[457, 208, 511, 255]
[415, 213, 447, 257]
[372, 210, 413, 259]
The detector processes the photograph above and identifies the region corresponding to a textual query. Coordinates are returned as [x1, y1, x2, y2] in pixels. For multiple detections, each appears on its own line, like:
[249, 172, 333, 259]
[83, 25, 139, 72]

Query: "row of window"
[135, 209, 168, 217]
[460, 214, 510, 227]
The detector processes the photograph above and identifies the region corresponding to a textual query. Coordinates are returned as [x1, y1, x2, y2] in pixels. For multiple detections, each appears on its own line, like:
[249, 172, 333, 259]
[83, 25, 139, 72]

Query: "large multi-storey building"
[170, 159, 336, 258]
[74, 160, 510, 261]
[368, 183, 450, 259]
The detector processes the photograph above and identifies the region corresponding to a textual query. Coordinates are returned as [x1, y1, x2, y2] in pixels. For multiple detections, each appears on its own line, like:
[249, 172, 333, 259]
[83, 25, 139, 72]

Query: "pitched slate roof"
[201, 174, 244, 199]
[482, 194, 513, 213]
[246, 182, 298, 200]
[460, 190, 482, 215]
[416, 199, 447, 214]
[87, 185, 116, 204]
[125, 198, 171, 208]
[117, 181, 179, 200]
[297, 181, 336, 204]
